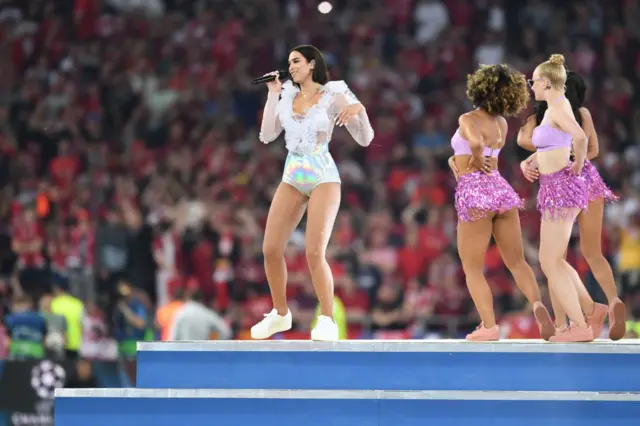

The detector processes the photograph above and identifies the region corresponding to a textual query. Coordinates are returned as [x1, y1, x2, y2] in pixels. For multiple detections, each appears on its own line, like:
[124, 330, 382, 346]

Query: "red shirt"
[500, 314, 541, 339]
[74, 0, 98, 40]
[418, 226, 449, 261]
[49, 239, 69, 273]
[190, 239, 214, 296]
[12, 220, 45, 269]
[69, 225, 95, 269]
[337, 288, 369, 314]
[396, 246, 425, 283]
[50, 155, 80, 189]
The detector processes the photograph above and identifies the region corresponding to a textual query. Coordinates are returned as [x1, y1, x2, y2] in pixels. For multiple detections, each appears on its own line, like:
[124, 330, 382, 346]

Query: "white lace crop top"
[259, 80, 374, 155]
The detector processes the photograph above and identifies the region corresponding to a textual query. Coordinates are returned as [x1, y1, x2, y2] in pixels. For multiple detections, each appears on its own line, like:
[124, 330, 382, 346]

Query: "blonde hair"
[536, 54, 567, 89]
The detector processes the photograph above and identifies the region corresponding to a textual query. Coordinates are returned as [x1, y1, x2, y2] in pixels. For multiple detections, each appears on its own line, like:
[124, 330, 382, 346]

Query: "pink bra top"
[532, 124, 572, 152]
[451, 128, 501, 158]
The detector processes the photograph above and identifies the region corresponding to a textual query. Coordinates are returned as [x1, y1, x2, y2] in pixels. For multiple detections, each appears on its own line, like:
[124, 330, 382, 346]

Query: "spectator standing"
[171, 291, 231, 341]
[4, 295, 47, 360]
[51, 284, 84, 359]
[39, 294, 67, 360]
[113, 281, 149, 358]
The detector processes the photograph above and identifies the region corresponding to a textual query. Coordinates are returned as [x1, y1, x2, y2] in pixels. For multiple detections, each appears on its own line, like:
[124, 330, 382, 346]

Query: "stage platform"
[138, 338, 640, 353]
[136, 339, 640, 392]
[54, 388, 640, 426]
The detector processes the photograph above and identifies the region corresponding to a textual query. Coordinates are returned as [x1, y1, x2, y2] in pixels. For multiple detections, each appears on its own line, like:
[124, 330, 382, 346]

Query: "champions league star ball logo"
[30, 360, 66, 399]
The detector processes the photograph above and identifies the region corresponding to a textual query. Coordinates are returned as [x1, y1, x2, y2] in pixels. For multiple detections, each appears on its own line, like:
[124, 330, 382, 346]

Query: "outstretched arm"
[258, 92, 283, 143]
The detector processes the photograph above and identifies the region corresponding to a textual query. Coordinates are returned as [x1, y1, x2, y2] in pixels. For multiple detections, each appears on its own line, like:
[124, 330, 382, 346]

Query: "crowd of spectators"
[0, 0, 639, 359]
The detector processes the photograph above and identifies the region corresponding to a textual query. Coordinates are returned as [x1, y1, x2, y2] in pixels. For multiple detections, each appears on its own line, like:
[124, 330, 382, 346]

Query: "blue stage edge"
[136, 340, 640, 392]
[54, 339, 640, 424]
[54, 388, 640, 426]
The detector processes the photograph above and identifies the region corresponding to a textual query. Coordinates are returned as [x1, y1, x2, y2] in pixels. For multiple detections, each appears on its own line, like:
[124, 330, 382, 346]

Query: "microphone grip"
[251, 75, 277, 85]
[251, 70, 290, 85]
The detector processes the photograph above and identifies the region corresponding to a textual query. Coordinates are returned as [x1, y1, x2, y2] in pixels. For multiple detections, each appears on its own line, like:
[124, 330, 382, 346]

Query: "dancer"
[520, 54, 597, 342]
[446, 64, 554, 341]
[251, 45, 374, 341]
[518, 70, 626, 340]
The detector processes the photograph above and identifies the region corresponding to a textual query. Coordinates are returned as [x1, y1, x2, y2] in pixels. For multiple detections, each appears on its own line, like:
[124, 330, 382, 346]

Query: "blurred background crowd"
[1, 0, 640, 362]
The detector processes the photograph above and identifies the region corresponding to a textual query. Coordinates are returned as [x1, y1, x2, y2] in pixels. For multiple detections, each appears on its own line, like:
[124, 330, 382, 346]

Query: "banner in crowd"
[0, 359, 136, 426]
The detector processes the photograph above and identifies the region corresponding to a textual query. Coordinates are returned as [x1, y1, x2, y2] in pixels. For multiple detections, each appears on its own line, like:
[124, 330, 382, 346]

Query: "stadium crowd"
[0, 0, 639, 360]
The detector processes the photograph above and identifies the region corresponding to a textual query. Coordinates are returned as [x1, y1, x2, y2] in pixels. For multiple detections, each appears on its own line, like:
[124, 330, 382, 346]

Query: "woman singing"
[447, 64, 554, 342]
[518, 70, 626, 340]
[523, 54, 594, 342]
[252, 45, 374, 341]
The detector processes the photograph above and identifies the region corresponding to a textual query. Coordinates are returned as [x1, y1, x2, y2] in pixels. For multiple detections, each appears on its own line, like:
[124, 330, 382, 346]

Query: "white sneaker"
[250, 309, 292, 340]
[310, 315, 339, 341]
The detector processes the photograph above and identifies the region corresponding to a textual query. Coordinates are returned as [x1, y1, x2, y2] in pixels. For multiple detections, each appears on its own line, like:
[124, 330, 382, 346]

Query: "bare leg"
[578, 198, 618, 301]
[492, 208, 554, 340]
[457, 216, 495, 327]
[566, 263, 596, 315]
[492, 209, 541, 304]
[262, 183, 308, 315]
[577, 198, 626, 339]
[551, 250, 570, 326]
[553, 244, 596, 326]
[539, 210, 588, 328]
[305, 183, 341, 318]
[549, 285, 567, 328]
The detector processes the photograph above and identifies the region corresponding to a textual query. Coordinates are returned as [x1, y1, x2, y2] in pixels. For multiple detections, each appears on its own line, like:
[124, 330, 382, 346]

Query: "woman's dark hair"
[531, 69, 586, 126]
[290, 45, 329, 86]
[466, 64, 529, 116]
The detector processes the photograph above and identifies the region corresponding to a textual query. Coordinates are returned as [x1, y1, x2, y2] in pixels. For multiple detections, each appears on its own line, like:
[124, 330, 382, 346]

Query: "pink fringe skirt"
[455, 171, 524, 223]
[581, 160, 618, 204]
[537, 166, 588, 219]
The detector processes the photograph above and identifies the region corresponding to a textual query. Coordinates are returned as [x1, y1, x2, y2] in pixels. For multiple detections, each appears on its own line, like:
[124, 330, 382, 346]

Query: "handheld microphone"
[251, 70, 291, 85]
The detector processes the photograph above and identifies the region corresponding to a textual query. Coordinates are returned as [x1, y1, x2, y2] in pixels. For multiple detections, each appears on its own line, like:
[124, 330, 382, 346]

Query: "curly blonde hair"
[535, 53, 567, 89]
[466, 64, 530, 116]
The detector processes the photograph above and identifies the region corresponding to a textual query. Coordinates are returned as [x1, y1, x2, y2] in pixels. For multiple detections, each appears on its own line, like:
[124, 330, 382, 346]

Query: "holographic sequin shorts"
[282, 146, 341, 197]
[581, 160, 618, 204]
[454, 171, 524, 223]
[537, 165, 588, 220]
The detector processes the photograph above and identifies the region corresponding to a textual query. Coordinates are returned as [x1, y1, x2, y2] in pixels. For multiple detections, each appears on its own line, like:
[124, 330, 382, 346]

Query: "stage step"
[54, 388, 640, 426]
[136, 339, 640, 392]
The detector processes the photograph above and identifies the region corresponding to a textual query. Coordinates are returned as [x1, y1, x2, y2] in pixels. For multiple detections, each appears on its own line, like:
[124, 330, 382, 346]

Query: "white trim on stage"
[137, 339, 640, 354]
[56, 388, 640, 401]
